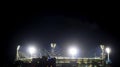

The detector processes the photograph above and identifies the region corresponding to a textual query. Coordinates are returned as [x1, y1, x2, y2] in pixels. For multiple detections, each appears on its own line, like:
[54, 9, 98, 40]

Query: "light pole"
[100, 45, 105, 60]
[16, 45, 20, 60]
[106, 47, 111, 62]
[50, 43, 56, 57]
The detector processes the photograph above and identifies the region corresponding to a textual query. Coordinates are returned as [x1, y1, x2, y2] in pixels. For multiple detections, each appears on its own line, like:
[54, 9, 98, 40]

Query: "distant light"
[106, 47, 111, 54]
[100, 45, 104, 50]
[51, 43, 56, 48]
[17, 45, 20, 50]
[28, 46, 36, 55]
[69, 47, 78, 57]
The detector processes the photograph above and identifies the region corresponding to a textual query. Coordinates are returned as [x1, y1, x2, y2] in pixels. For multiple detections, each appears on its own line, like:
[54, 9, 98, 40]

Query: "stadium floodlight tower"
[28, 46, 37, 59]
[106, 47, 111, 62]
[50, 43, 56, 57]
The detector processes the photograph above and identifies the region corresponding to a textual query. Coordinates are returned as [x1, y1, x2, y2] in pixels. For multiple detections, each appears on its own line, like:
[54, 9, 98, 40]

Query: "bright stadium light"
[106, 47, 111, 54]
[106, 47, 111, 62]
[68, 47, 78, 58]
[28, 46, 36, 58]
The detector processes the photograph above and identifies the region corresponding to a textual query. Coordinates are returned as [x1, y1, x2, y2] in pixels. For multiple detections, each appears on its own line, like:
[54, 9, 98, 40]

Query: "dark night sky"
[1, 8, 119, 66]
